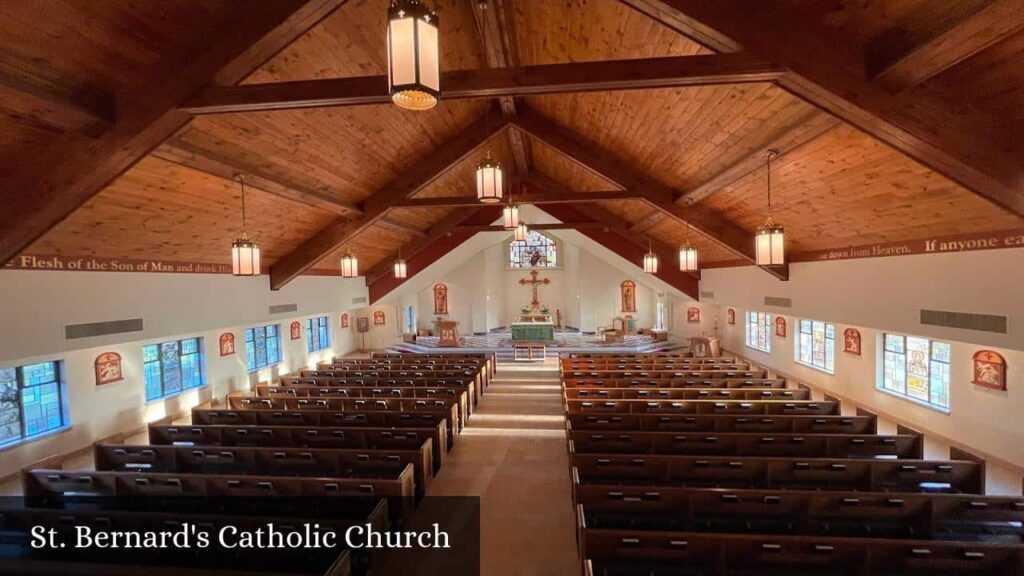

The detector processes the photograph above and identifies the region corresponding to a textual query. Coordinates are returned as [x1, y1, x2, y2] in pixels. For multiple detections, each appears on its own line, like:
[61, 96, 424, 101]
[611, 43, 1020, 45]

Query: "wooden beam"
[377, 218, 428, 238]
[363, 207, 485, 284]
[181, 53, 785, 114]
[454, 222, 603, 233]
[629, 211, 667, 234]
[538, 202, 701, 300]
[514, 108, 788, 281]
[366, 206, 504, 303]
[629, 1, 1024, 218]
[617, 0, 741, 53]
[526, 172, 697, 280]
[866, 0, 1024, 92]
[0, 0, 350, 266]
[468, 0, 531, 174]
[395, 189, 639, 208]
[269, 117, 512, 289]
[0, 70, 114, 135]
[152, 136, 361, 215]
[677, 109, 841, 205]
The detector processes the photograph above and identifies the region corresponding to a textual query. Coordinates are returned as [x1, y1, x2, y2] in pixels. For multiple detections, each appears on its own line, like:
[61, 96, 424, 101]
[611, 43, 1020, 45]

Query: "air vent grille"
[920, 309, 1007, 334]
[351, 297, 368, 305]
[65, 318, 143, 340]
[764, 297, 792, 308]
[269, 304, 298, 315]
[700, 291, 714, 299]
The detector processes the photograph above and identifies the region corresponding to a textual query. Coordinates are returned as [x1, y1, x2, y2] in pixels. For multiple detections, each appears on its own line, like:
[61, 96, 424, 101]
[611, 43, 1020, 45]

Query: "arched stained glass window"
[509, 230, 557, 268]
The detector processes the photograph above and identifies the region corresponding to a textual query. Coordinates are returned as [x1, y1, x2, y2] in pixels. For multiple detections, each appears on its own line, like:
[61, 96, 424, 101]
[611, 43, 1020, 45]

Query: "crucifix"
[519, 270, 550, 309]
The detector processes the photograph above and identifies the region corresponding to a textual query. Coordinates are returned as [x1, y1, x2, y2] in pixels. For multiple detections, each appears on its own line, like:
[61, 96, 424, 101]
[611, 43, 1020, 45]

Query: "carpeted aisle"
[425, 358, 579, 576]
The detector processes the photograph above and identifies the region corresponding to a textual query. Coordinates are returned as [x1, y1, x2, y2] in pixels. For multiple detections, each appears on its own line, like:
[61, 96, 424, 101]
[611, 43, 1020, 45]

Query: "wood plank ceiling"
[5, 0, 1024, 290]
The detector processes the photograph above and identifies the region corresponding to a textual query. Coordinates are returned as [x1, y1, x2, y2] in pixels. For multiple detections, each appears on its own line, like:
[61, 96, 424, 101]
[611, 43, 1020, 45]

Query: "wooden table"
[513, 342, 547, 361]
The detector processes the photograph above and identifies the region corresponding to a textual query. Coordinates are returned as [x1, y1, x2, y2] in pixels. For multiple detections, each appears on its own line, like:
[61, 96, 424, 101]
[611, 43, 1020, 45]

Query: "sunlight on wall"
[144, 403, 167, 423]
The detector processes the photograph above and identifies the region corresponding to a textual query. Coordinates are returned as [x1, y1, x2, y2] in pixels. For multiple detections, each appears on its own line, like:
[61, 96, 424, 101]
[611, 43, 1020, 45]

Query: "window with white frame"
[795, 319, 835, 374]
[746, 311, 772, 353]
[880, 333, 951, 411]
[0, 361, 69, 447]
[306, 316, 330, 353]
[143, 337, 206, 401]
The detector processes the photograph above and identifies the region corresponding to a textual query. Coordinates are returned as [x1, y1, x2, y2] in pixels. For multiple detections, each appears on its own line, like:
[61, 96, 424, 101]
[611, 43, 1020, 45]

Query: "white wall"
[384, 227, 685, 334]
[0, 270, 368, 477]
[702, 248, 1024, 468]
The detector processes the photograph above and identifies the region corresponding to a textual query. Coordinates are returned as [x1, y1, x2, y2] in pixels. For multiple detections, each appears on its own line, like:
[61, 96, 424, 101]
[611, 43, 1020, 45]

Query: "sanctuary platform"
[391, 329, 684, 357]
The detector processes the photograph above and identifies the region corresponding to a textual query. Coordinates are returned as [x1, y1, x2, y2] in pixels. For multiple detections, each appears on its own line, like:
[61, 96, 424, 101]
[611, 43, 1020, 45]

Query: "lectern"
[438, 321, 460, 347]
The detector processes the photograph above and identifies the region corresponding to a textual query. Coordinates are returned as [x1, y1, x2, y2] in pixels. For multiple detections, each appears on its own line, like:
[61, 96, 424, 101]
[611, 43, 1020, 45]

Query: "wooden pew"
[561, 369, 769, 379]
[571, 453, 986, 494]
[567, 430, 923, 460]
[258, 381, 472, 421]
[582, 531, 1024, 576]
[566, 412, 878, 434]
[149, 423, 440, 473]
[371, 351, 496, 377]
[560, 353, 736, 362]
[562, 377, 787, 389]
[565, 398, 840, 416]
[23, 469, 416, 519]
[565, 387, 810, 400]
[191, 408, 450, 456]
[575, 484, 1024, 543]
[225, 395, 462, 437]
[288, 373, 481, 405]
[96, 442, 433, 497]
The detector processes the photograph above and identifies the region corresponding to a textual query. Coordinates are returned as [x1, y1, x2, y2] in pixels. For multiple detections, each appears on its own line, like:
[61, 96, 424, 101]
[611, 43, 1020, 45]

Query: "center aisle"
[426, 357, 579, 576]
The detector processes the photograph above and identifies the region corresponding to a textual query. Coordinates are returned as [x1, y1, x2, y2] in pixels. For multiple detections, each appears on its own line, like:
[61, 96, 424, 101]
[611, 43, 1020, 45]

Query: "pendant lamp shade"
[643, 251, 659, 274]
[642, 236, 658, 274]
[513, 222, 529, 242]
[232, 235, 261, 276]
[502, 204, 520, 230]
[679, 244, 698, 272]
[387, 0, 440, 111]
[340, 252, 359, 278]
[231, 175, 260, 276]
[755, 150, 786, 267]
[476, 151, 503, 202]
[394, 258, 408, 279]
[756, 219, 786, 266]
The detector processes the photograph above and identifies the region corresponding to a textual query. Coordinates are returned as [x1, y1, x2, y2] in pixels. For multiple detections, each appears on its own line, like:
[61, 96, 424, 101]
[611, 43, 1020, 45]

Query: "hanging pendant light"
[643, 236, 658, 274]
[755, 150, 786, 267]
[679, 223, 699, 272]
[231, 175, 261, 276]
[340, 251, 359, 278]
[502, 183, 520, 229]
[387, 0, 440, 111]
[394, 247, 408, 279]
[476, 150, 503, 203]
[513, 222, 529, 242]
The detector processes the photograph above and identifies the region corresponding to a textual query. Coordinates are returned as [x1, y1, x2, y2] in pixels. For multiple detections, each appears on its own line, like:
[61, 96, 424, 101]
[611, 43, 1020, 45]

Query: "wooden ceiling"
[2, 0, 1023, 300]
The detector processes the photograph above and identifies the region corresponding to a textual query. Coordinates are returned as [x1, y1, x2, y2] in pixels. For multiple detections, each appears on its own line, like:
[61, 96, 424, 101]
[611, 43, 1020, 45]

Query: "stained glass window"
[745, 311, 772, 353]
[143, 337, 205, 401]
[509, 230, 557, 268]
[0, 361, 67, 447]
[306, 316, 331, 353]
[880, 333, 950, 411]
[795, 319, 835, 374]
[245, 324, 281, 372]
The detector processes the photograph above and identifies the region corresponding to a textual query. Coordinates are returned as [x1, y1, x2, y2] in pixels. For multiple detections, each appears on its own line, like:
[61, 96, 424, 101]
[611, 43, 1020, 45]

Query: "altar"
[511, 321, 555, 342]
